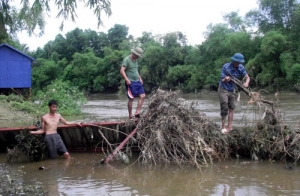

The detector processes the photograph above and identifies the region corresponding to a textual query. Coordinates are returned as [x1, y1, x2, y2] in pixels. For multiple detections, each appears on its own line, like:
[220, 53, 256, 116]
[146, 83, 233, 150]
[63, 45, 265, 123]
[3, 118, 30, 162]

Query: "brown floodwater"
[80, 92, 300, 127]
[0, 152, 300, 196]
[1, 92, 300, 195]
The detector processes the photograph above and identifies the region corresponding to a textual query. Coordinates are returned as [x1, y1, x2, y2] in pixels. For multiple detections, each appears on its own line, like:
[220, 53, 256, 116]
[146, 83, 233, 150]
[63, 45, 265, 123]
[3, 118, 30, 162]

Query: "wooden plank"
[0, 121, 126, 132]
[0, 121, 137, 153]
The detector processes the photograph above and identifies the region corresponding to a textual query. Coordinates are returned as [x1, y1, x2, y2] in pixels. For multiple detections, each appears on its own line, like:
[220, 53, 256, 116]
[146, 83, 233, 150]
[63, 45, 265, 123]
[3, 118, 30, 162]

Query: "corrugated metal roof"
[0, 43, 35, 61]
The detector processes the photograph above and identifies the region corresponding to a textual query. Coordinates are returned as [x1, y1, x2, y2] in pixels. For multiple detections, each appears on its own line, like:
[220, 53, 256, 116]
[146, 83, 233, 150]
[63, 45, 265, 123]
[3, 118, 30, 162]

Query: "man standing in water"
[30, 100, 82, 159]
[218, 53, 250, 134]
[120, 47, 145, 119]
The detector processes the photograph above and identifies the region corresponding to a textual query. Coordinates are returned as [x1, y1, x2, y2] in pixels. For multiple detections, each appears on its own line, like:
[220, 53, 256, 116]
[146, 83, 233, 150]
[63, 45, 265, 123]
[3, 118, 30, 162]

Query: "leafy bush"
[0, 94, 24, 102]
[35, 79, 87, 116]
[0, 94, 43, 117]
[9, 102, 42, 115]
[0, 80, 86, 117]
[14, 130, 48, 162]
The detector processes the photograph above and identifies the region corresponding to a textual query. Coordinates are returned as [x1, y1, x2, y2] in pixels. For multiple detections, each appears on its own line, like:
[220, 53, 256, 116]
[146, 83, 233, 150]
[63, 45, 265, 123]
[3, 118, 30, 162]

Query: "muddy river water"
[1, 92, 300, 195]
[80, 92, 300, 126]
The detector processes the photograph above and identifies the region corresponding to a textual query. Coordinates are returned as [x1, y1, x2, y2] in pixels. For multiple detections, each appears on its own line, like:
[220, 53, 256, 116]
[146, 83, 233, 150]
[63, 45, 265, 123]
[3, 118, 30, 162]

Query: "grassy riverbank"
[0, 90, 86, 127]
[0, 96, 40, 125]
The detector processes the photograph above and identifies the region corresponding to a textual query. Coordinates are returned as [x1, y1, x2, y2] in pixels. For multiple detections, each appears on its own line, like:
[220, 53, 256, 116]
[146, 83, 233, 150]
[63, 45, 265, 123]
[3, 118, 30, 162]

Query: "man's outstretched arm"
[30, 117, 45, 134]
[60, 116, 82, 127]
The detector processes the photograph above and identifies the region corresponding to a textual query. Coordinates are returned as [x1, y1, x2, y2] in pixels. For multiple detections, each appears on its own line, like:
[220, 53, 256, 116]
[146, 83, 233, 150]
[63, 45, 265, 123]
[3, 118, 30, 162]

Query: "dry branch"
[230, 77, 275, 112]
[102, 128, 138, 164]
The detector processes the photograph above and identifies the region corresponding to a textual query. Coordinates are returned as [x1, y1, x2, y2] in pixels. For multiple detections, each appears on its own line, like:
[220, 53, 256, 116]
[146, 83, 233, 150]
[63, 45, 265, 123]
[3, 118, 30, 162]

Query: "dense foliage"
[0, 81, 86, 116]
[4, 0, 300, 94]
[34, 80, 87, 115]
[14, 130, 48, 161]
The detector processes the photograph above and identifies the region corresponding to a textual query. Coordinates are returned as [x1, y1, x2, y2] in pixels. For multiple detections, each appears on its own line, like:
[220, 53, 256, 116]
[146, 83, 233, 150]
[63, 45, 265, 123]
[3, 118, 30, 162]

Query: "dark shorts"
[125, 81, 145, 99]
[218, 86, 236, 117]
[44, 133, 67, 158]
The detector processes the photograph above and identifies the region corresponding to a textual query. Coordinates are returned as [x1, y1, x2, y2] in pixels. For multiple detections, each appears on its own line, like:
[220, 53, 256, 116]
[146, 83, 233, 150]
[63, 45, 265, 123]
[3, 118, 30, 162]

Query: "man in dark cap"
[218, 53, 250, 134]
[120, 47, 145, 119]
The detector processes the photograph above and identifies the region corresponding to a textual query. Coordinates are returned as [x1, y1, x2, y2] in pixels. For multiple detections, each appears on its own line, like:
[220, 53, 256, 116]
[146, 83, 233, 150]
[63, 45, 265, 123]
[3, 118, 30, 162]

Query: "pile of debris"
[126, 89, 300, 166]
[133, 89, 230, 167]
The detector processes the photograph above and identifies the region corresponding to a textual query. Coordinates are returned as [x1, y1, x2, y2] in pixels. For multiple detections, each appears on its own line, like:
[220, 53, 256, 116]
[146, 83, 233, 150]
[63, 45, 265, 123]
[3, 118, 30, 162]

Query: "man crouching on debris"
[218, 53, 250, 134]
[30, 100, 82, 159]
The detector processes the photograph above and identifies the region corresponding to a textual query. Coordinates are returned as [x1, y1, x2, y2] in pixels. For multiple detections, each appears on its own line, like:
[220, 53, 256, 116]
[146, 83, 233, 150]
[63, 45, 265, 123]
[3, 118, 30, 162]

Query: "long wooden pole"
[102, 127, 138, 164]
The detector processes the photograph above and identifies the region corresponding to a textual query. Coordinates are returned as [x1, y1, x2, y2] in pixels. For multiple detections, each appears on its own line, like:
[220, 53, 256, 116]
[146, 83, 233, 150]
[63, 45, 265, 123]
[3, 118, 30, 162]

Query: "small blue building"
[0, 43, 35, 88]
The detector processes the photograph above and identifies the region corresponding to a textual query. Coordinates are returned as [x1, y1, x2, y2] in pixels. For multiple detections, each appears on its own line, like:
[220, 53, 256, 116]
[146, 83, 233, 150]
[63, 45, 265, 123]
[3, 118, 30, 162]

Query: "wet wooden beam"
[0, 121, 137, 152]
[0, 121, 126, 132]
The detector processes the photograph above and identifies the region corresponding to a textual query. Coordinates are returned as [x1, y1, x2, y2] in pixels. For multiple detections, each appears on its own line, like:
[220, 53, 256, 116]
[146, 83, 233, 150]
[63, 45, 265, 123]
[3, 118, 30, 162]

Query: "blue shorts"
[125, 81, 145, 99]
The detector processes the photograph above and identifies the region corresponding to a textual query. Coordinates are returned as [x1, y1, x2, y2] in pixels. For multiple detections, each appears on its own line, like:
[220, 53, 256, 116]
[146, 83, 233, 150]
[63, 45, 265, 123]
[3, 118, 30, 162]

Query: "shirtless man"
[30, 100, 82, 159]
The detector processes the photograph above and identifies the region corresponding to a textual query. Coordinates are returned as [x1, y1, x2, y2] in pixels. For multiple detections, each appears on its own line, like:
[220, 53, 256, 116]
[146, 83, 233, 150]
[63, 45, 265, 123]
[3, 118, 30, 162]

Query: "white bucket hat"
[131, 47, 144, 57]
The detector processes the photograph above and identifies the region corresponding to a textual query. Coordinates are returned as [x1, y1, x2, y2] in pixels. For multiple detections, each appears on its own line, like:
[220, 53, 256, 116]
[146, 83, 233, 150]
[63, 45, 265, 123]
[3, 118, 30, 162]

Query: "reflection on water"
[1, 153, 300, 196]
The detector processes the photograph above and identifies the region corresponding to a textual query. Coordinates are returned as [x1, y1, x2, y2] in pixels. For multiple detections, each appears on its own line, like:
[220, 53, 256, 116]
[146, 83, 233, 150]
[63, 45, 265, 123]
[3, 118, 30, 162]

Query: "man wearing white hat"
[218, 53, 250, 134]
[120, 47, 145, 119]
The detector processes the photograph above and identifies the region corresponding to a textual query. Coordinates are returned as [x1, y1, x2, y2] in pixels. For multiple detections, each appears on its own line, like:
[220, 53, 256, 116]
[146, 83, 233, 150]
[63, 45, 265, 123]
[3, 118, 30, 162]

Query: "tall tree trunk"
[0, 14, 9, 42]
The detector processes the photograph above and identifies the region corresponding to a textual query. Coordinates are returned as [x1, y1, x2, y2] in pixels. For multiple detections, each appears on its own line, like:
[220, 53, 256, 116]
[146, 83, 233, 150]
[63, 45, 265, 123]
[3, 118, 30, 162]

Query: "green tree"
[247, 31, 287, 90]
[223, 11, 247, 32]
[100, 47, 124, 92]
[32, 58, 66, 91]
[35, 80, 86, 116]
[246, 0, 299, 33]
[138, 31, 155, 45]
[63, 48, 102, 92]
[48, 34, 68, 60]
[63, 28, 86, 61]
[140, 45, 165, 90]
[160, 32, 186, 66]
[0, 0, 111, 43]
[280, 52, 296, 81]
[85, 30, 109, 58]
[96, 32, 110, 57]
[107, 24, 129, 50]
[166, 65, 196, 92]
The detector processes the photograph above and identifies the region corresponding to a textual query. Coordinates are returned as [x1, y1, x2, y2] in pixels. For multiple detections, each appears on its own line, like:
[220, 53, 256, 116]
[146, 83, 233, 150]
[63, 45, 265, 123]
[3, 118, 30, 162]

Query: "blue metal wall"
[0, 45, 32, 88]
